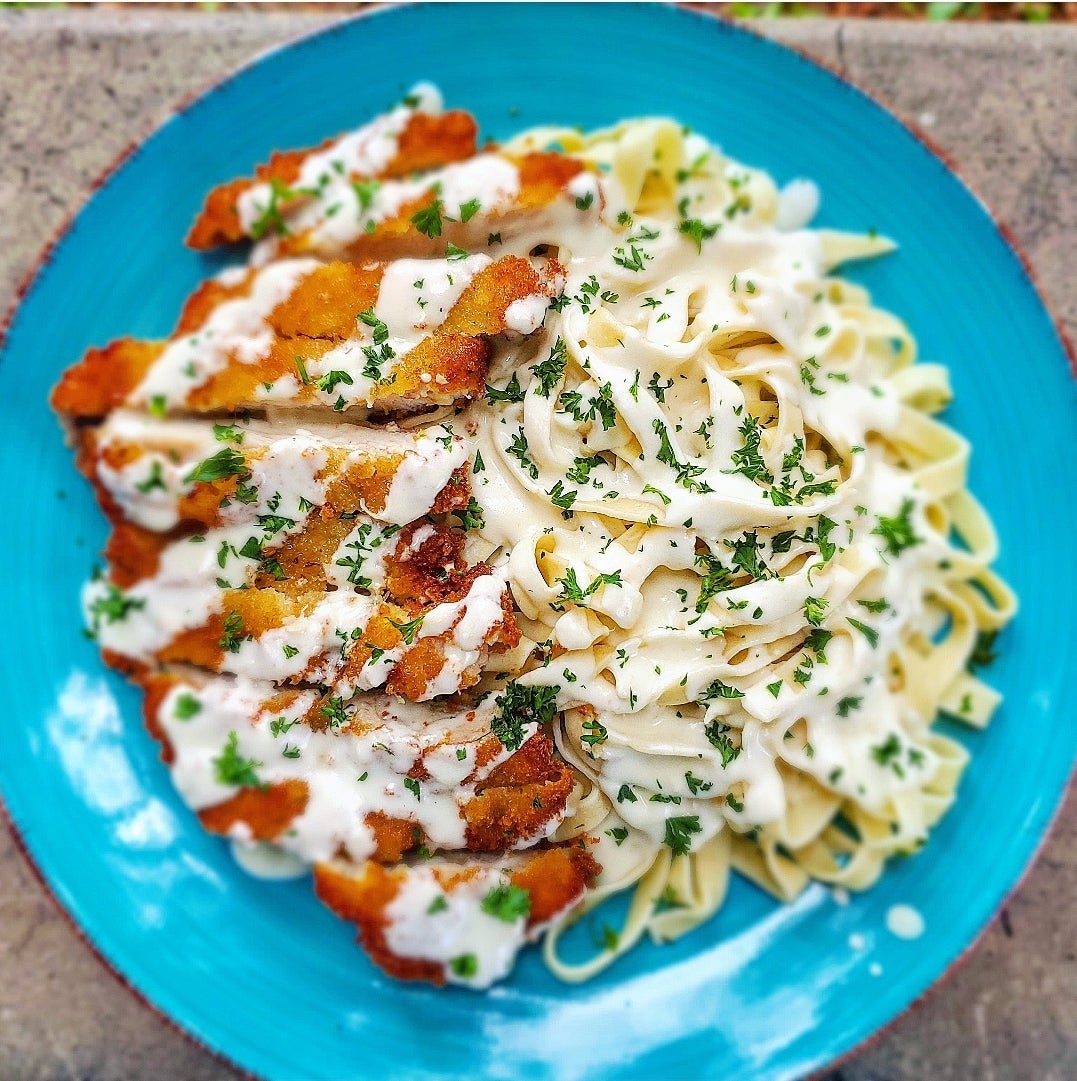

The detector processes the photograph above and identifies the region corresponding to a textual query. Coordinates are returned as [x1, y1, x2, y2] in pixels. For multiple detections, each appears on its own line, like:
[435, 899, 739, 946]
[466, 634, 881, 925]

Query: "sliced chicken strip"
[314, 846, 600, 987]
[140, 670, 574, 865]
[51, 254, 563, 419]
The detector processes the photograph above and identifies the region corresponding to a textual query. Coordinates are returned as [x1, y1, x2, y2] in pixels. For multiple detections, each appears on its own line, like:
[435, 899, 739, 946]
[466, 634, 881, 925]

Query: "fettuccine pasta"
[474, 118, 1016, 980]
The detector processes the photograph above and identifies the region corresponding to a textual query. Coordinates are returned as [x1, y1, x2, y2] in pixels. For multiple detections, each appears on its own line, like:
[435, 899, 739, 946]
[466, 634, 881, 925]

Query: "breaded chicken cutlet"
[52, 88, 600, 987]
[53, 254, 564, 420]
[139, 670, 576, 863]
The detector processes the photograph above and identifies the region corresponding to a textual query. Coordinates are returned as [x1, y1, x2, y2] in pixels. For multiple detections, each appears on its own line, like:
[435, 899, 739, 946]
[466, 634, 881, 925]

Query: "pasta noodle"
[481, 117, 1016, 980]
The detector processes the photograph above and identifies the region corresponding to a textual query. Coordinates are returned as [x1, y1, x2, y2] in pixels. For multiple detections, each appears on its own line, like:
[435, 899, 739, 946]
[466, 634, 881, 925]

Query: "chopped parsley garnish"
[566, 454, 605, 486]
[678, 217, 719, 252]
[458, 197, 481, 222]
[699, 678, 744, 701]
[269, 717, 296, 740]
[547, 480, 578, 519]
[805, 628, 833, 660]
[218, 610, 246, 654]
[554, 567, 622, 608]
[480, 883, 531, 922]
[813, 515, 839, 562]
[447, 952, 479, 980]
[969, 629, 999, 670]
[410, 197, 444, 238]
[320, 696, 349, 729]
[255, 513, 294, 538]
[872, 499, 921, 557]
[351, 177, 381, 214]
[725, 530, 772, 582]
[173, 692, 201, 720]
[134, 461, 166, 494]
[389, 614, 425, 645]
[871, 733, 903, 772]
[837, 696, 863, 717]
[846, 617, 879, 649]
[485, 372, 525, 404]
[358, 307, 389, 343]
[771, 530, 798, 554]
[530, 337, 568, 397]
[663, 814, 702, 856]
[858, 598, 891, 614]
[803, 596, 829, 627]
[213, 731, 268, 791]
[249, 176, 293, 241]
[704, 721, 741, 767]
[589, 382, 618, 431]
[334, 521, 399, 589]
[212, 423, 244, 444]
[491, 681, 558, 752]
[653, 420, 710, 493]
[648, 373, 674, 403]
[403, 776, 421, 801]
[184, 448, 248, 485]
[612, 244, 650, 272]
[314, 369, 354, 395]
[353, 309, 396, 381]
[694, 552, 734, 613]
[580, 718, 609, 749]
[507, 430, 539, 479]
[724, 415, 773, 486]
[456, 497, 485, 531]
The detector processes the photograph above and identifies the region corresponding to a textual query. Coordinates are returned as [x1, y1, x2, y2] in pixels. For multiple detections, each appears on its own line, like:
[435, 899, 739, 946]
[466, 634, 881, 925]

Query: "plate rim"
[1, 5, 1074, 1080]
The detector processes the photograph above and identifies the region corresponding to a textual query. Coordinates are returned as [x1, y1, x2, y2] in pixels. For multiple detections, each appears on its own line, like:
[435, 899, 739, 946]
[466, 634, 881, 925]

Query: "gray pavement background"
[0, 11, 1074, 1081]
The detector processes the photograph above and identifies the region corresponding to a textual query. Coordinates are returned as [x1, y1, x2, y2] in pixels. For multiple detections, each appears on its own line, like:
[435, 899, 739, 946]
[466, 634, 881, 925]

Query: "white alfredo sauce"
[382, 866, 530, 989]
[157, 679, 535, 866]
[885, 903, 926, 940]
[131, 259, 320, 408]
[237, 83, 444, 238]
[252, 152, 525, 264]
[461, 129, 956, 865]
[92, 413, 468, 534]
[375, 254, 493, 339]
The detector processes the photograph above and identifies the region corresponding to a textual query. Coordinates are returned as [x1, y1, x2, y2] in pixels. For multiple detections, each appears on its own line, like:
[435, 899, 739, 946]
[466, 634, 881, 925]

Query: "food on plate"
[52, 253, 564, 419]
[186, 92, 479, 249]
[52, 84, 1014, 988]
[137, 670, 575, 861]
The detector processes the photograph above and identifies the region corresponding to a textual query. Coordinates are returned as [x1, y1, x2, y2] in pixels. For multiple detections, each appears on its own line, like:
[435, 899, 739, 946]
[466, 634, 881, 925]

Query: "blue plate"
[2, 5, 1074, 1079]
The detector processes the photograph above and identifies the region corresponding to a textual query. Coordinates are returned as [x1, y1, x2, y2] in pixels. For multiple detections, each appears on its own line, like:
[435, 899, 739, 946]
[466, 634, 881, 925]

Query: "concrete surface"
[0, 10, 1074, 1081]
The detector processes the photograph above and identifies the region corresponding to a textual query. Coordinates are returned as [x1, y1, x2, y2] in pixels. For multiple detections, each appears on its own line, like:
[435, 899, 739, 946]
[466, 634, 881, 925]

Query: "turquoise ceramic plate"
[2, 5, 1074, 1079]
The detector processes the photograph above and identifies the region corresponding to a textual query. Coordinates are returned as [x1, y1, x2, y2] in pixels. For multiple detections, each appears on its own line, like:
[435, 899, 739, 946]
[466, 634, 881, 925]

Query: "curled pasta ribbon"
[543, 839, 672, 983]
[483, 115, 1018, 975]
